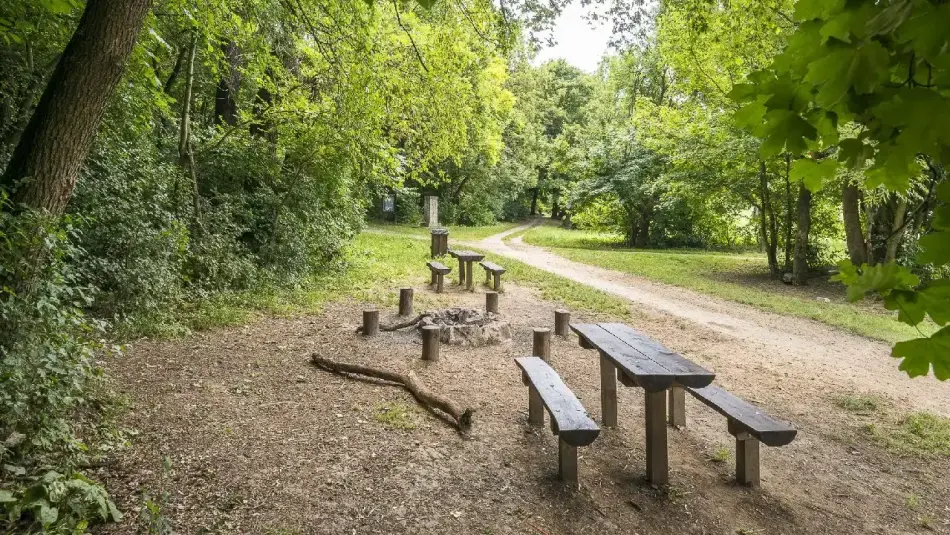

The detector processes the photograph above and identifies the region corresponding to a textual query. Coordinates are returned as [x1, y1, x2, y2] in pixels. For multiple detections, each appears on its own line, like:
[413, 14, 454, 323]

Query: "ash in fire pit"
[418, 307, 511, 346]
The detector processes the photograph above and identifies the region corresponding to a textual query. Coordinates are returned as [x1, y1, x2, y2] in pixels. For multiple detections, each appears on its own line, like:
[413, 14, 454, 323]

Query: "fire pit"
[417, 307, 511, 346]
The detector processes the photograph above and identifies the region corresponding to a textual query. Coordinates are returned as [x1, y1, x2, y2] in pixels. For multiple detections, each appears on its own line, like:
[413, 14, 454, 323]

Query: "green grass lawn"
[517, 225, 935, 344]
[366, 221, 522, 241]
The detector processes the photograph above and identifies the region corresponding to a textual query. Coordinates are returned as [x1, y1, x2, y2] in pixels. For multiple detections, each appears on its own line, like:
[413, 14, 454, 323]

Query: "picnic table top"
[447, 249, 485, 261]
[571, 323, 715, 392]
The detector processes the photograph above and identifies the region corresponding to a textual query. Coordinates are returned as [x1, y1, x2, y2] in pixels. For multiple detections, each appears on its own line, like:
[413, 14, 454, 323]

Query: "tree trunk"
[884, 198, 908, 264]
[842, 181, 867, 265]
[783, 154, 793, 271]
[759, 161, 779, 277]
[214, 41, 241, 126]
[793, 183, 813, 285]
[530, 188, 538, 216]
[179, 34, 201, 222]
[0, 0, 154, 215]
[551, 189, 561, 219]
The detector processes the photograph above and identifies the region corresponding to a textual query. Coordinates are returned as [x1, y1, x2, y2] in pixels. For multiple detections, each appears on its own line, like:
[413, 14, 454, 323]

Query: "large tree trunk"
[842, 181, 868, 265]
[214, 41, 241, 126]
[0, 0, 154, 215]
[793, 183, 813, 285]
[759, 161, 779, 277]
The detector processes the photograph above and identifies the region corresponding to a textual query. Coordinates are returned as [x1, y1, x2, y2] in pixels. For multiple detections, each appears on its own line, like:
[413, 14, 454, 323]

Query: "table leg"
[465, 261, 474, 291]
[600, 355, 618, 427]
[668, 386, 686, 428]
[458, 258, 465, 285]
[645, 389, 669, 485]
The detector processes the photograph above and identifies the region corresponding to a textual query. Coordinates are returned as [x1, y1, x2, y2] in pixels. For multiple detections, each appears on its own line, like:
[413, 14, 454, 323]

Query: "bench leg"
[458, 259, 465, 285]
[430, 270, 436, 286]
[485, 269, 491, 286]
[558, 437, 578, 487]
[436, 274, 444, 294]
[599, 355, 618, 427]
[644, 390, 669, 485]
[735, 434, 761, 488]
[668, 386, 686, 428]
[528, 385, 544, 426]
[493, 272, 502, 292]
[465, 261, 475, 291]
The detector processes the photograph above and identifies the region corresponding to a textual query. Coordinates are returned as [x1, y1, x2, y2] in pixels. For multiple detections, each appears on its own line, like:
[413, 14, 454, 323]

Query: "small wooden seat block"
[515, 356, 600, 486]
[685, 385, 797, 487]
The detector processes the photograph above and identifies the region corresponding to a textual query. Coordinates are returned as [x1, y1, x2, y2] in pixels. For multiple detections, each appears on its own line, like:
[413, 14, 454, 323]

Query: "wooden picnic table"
[447, 249, 485, 291]
[571, 322, 715, 485]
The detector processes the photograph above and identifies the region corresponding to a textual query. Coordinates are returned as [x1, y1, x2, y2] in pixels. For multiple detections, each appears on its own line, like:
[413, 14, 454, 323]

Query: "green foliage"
[733, 0, 950, 379]
[374, 403, 417, 430]
[869, 412, 950, 458]
[0, 202, 125, 532]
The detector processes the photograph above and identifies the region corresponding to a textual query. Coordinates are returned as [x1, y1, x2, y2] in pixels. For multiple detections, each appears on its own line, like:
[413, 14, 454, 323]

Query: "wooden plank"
[479, 261, 506, 273]
[687, 385, 797, 447]
[426, 261, 451, 274]
[736, 436, 761, 488]
[558, 438, 578, 486]
[599, 323, 714, 388]
[668, 386, 686, 428]
[515, 357, 600, 447]
[644, 389, 669, 485]
[599, 355, 618, 427]
[569, 324, 674, 392]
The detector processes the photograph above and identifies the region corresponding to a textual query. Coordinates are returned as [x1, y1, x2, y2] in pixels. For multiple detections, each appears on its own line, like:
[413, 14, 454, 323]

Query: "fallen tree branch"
[310, 354, 474, 432]
[355, 313, 430, 334]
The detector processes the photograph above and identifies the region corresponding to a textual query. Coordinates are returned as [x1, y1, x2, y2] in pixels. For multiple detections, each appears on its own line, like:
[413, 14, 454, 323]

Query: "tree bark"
[0, 0, 154, 215]
[178, 33, 201, 222]
[530, 188, 538, 216]
[759, 161, 779, 277]
[214, 41, 241, 126]
[884, 197, 908, 264]
[842, 181, 868, 265]
[793, 183, 813, 285]
[783, 154, 793, 271]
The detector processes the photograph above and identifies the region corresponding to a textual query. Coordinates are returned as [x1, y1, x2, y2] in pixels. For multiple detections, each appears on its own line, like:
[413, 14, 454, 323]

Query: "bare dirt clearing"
[101, 278, 948, 534]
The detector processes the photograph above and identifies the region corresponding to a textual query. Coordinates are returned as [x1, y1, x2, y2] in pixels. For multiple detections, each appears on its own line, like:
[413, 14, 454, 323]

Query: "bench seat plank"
[570, 324, 674, 392]
[687, 385, 796, 447]
[426, 261, 451, 274]
[515, 357, 600, 447]
[599, 323, 714, 388]
[479, 261, 506, 274]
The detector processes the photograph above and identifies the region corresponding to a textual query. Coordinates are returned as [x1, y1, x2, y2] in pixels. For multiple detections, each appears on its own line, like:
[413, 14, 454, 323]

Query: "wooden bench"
[479, 261, 506, 291]
[676, 385, 797, 488]
[515, 356, 600, 486]
[426, 261, 451, 293]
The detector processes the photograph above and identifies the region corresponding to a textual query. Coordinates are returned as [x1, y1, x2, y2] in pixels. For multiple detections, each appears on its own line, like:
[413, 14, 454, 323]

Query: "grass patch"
[367, 221, 522, 241]
[519, 225, 935, 343]
[868, 412, 950, 457]
[836, 394, 885, 414]
[374, 403, 417, 430]
[707, 445, 730, 463]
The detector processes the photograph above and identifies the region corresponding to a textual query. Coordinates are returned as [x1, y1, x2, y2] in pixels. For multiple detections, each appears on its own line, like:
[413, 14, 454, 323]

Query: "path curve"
[476, 221, 949, 415]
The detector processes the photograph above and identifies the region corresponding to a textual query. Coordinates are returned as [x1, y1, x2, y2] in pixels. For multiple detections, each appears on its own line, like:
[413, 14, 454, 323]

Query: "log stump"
[554, 309, 571, 337]
[399, 288, 414, 316]
[362, 309, 379, 336]
[486, 291, 499, 314]
[422, 325, 441, 361]
[533, 328, 551, 362]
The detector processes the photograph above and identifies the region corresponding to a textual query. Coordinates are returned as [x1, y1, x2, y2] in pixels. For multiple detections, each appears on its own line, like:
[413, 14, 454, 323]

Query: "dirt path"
[476, 222, 950, 417]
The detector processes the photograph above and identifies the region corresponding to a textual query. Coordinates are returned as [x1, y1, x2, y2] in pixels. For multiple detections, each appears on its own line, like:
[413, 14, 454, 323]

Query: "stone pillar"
[423, 195, 439, 228]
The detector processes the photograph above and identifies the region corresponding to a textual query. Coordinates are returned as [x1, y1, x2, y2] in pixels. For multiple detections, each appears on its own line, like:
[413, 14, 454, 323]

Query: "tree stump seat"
[677, 385, 797, 488]
[514, 356, 600, 487]
[426, 261, 452, 293]
[479, 260, 506, 291]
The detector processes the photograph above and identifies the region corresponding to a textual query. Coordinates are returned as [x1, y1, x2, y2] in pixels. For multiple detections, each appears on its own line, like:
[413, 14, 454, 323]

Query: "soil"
[97, 227, 950, 534]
